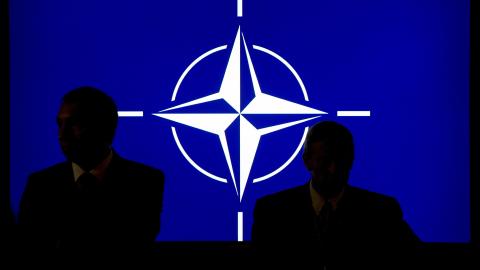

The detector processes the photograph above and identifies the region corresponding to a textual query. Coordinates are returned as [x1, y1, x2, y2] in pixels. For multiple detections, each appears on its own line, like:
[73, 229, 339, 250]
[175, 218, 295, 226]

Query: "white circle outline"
[170, 44, 311, 184]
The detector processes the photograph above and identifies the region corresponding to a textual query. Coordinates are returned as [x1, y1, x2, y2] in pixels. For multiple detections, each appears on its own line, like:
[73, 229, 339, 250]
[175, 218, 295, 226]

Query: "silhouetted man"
[18, 86, 164, 252]
[251, 121, 419, 265]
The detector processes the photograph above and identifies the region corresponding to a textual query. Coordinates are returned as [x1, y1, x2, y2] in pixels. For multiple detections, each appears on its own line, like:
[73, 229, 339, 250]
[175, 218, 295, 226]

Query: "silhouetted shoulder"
[116, 157, 164, 178]
[343, 186, 403, 217]
[347, 186, 398, 202]
[25, 162, 72, 189]
[30, 162, 69, 177]
[109, 155, 165, 188]
[255, 184, 310, 210]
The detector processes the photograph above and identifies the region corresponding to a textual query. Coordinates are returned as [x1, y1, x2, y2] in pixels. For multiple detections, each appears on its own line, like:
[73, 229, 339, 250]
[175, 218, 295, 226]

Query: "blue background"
[10, 0, 470, 242]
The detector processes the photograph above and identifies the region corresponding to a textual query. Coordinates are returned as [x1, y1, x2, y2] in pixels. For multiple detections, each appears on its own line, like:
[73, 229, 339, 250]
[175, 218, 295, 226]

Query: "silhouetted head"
[57, 86, 118, 170]
[303, 121, 354, 199]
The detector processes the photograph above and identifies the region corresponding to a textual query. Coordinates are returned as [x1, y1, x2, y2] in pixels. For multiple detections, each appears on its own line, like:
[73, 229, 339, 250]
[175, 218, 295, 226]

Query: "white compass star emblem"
[154, 26, 327, 201]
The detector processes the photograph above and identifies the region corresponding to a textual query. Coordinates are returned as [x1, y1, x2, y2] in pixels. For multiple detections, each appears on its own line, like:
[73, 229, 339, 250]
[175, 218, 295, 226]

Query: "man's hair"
[62, 86, 118, 143]
[303, 121, 354, 169]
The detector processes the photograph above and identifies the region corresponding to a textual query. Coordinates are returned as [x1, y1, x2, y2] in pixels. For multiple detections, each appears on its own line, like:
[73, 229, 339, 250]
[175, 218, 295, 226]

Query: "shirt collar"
[72, 150, 114, 182]
[309, 180, 345, 215]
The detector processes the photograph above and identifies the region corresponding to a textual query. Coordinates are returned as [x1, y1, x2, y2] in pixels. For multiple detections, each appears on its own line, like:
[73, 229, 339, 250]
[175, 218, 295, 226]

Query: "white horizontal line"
[337, 111, 371, 117]
[118, 111, 144, 117]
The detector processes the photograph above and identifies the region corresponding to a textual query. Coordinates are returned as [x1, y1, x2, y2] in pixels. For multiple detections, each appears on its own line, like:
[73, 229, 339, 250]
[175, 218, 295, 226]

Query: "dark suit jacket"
[252, 183, 420, 261]
[18, 153, 164, 252]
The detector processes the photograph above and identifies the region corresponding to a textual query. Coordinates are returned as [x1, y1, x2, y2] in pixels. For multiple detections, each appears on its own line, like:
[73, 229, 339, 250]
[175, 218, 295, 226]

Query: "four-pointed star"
[154, 27, 327, 201]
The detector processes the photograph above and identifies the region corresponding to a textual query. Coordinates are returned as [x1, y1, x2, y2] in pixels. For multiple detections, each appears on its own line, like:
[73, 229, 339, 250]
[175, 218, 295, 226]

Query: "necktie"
[75, 172, 99, 224]
[77, 172, 97, 195]
[316, 200, 333, 242]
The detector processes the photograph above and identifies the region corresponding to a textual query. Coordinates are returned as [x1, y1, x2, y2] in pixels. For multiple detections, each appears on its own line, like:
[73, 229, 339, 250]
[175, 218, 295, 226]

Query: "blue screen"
[10, 0, 470, 242]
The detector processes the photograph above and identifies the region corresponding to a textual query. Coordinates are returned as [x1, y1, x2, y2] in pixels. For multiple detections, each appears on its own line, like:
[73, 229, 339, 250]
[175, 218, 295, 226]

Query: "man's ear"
[303, 154, 313, 171]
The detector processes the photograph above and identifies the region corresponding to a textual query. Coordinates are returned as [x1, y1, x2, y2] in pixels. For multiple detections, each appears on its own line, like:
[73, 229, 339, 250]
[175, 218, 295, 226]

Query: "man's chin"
[318, 181, 344, 199]
[61, 149, 78, 163]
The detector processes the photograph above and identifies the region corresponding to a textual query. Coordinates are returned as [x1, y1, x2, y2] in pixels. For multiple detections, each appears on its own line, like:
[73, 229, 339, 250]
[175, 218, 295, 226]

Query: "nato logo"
[153, 25, 327, 201]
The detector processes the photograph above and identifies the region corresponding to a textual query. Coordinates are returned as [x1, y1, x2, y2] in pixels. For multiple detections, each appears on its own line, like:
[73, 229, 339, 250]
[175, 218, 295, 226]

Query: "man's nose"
[327, 162, 336, 174]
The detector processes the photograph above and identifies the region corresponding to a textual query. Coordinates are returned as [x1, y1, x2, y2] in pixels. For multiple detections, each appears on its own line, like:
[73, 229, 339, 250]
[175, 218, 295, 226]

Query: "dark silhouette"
[251, 121, 420, 265]
[18, 87, 164, 253]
